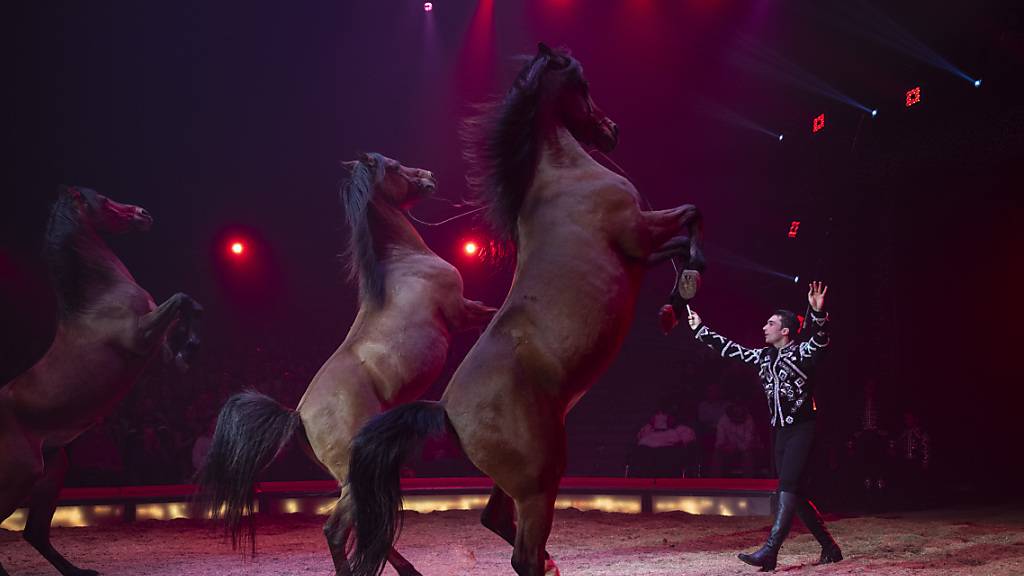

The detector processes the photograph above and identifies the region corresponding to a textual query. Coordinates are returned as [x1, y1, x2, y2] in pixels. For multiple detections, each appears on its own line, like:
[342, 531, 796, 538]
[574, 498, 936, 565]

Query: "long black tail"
[348, 401, 448, 576]
[195, 390, 301, 554]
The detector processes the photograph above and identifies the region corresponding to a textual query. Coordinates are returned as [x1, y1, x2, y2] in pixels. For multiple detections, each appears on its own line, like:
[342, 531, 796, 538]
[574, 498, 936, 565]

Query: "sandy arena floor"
[2, 506, 1023, 575]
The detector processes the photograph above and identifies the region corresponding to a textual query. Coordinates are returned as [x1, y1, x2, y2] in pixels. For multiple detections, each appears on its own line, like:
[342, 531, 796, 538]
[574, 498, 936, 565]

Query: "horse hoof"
[544, 558, 560, 576]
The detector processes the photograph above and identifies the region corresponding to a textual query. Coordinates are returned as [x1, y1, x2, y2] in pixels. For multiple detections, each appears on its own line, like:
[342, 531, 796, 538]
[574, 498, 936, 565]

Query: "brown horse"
[196, 153, 496, 576]
[0, 186, 202, 576]
[348, 44, 704, 576]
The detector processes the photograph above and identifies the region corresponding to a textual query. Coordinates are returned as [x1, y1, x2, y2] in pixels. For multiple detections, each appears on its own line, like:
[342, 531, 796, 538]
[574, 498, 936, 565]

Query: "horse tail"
[348, 401, 448, 576]
[195, 390, 303, 554]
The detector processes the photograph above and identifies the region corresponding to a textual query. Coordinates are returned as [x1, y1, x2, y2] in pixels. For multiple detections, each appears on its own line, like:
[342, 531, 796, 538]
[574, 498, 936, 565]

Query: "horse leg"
[481, 485, 517, 546]
[23, 448, 98, 576]
[386, 546, 422, 576]
[139, 293, 201, 370]
[0, 427, 45, 576]
[323, 495, 354, 576]
[646, 234, 691, 267]
[510, 491, 558, 576]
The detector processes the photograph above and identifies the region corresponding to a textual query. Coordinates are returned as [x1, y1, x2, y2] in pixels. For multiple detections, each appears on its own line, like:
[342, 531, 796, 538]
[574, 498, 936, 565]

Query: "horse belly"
[12, 346, 146, 436]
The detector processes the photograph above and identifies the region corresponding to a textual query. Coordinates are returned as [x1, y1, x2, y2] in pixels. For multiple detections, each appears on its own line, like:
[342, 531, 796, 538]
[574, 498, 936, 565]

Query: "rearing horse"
[0, 186, 202, 576]
[348, 44, 704, 576]
[196, 153, 496, 576]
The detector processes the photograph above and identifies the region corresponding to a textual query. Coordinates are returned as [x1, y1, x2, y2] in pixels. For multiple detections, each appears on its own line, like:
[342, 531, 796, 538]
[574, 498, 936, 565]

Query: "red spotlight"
[812, 114, 825, 133]
[423, 2, 433, 11]
[788, 221, 801, 239]
[229, 241, 245, 256]
[463, 241, 479, 256]
[906, 86, 921, 107]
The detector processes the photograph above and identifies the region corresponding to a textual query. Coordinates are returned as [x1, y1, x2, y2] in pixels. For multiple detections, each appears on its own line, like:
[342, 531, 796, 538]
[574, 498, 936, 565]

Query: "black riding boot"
[738, 491, 799, 571]
[796, 498, 843, 565]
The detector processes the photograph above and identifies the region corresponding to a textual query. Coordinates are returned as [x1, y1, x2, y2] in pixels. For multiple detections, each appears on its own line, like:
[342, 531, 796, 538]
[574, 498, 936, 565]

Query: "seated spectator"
[697, 382, 727, 437]
[191, 418, 216, 474]
[892, 410, 931, 508]
[711, 403, 760, 477]
[629, 409, 698, 477]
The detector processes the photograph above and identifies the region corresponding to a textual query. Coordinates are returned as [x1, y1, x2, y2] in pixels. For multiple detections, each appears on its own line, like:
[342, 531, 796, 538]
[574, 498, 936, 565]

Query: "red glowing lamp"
[463, 241, 479, 256]
[812, 114, 825, 133]
[230, 241, 245, 256]
[906, 86, 921, 107]
[788, 221, 801, 239]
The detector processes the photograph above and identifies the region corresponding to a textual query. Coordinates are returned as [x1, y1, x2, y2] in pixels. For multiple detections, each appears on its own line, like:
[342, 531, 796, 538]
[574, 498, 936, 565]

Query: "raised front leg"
[452, 298, 498, 332]
[642, 204, 704, 270]
[641, 204, 701, 248]
[646, 234, 691, 267]
[139, 293, 202, 370]
[23, 448, 98, 576]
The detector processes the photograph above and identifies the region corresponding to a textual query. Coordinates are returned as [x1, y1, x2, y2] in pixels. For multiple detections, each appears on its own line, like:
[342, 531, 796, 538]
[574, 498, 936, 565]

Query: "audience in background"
[711, 403, 761, 477]
[629, 408, 698, 477]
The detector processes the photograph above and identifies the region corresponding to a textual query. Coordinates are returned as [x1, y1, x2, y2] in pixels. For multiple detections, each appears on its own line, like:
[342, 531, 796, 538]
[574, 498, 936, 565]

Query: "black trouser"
[773, 419, 816, 495]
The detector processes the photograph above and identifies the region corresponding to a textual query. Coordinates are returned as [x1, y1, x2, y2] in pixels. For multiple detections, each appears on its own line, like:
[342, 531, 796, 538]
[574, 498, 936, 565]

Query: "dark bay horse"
[196, 153, 496, 576]
[348, 44, 704, 576]
[0, 186, 202, 576]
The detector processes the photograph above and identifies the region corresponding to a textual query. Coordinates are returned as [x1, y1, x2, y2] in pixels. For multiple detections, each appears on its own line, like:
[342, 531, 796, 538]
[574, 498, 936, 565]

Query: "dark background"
[4, 1, 1023, 495]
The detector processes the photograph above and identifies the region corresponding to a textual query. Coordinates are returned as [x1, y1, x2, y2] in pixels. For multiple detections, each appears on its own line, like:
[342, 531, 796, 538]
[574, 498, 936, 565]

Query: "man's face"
[652, 413, 669, 429]
[763, 315, 790, 346]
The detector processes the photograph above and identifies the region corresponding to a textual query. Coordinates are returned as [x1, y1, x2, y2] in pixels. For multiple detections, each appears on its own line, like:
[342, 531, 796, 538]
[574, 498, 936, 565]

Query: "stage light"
[229, 241, 245, 255]
[793, 275, 800, 284]
[424, 2, 432, 11]
[973, 79, 982, 88]
[812, 114, 825, 133]
[871, 109, 878, 117]
[778, 134, 784, 142]
[906, 86, 921, 107]
[788, 221, 801, 238]
[463, 241, 479, 256]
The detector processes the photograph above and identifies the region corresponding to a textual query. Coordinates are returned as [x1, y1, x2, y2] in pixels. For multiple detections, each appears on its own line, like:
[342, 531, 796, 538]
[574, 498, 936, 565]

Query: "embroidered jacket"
[693, 310, 830, 427]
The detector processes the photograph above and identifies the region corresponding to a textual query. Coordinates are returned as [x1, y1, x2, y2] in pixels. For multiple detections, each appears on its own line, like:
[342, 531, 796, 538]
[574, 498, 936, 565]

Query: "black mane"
[340, 154, 388, 304]
[463, 47, 582, 246]
[44, 186, 108, 316]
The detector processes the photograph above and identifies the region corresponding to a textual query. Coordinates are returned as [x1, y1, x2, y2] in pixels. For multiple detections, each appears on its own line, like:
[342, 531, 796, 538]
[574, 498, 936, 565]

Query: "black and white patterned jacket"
[693, 310, 830, 427]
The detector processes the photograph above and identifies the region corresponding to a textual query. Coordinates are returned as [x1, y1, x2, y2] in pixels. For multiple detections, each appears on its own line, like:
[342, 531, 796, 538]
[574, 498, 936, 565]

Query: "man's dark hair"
[773, 309, 800, 335]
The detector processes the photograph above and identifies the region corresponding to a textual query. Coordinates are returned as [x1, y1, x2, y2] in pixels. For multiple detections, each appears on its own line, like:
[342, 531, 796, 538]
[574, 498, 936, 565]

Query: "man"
[668, 280, 842, 571]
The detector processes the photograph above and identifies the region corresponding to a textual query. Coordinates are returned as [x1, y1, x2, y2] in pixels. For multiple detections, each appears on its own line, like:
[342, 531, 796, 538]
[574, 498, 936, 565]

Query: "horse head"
[339, 153, 436, 303]
[341, 153, 436, 211]
[59, 185, 153, 235]
[529, 42, 618, 153]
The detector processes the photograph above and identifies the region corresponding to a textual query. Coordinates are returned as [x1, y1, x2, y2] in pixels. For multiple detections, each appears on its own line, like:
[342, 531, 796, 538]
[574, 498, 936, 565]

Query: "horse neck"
[49, 225, 137, 316]
[536, 124, 604, 184]
[368, 202, 431, 260]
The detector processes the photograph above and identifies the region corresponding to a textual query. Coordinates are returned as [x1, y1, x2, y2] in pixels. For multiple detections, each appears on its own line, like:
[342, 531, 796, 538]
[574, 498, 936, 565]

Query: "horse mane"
[462, 46, 580, 247]
[44, 186, 108, 316]
[340, 153, 389, 304]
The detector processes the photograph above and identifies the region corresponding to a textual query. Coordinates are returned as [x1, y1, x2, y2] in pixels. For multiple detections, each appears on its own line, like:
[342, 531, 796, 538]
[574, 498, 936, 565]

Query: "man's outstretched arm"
[688, 309, 765, 366]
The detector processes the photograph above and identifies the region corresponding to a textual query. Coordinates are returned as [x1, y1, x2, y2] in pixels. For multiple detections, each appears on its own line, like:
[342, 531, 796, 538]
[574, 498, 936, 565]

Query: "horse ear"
[537, 42, 552, 56]
[359, 152, 376, 166]
[58, 185, 81, 200]
[340, 160, 359, 172]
